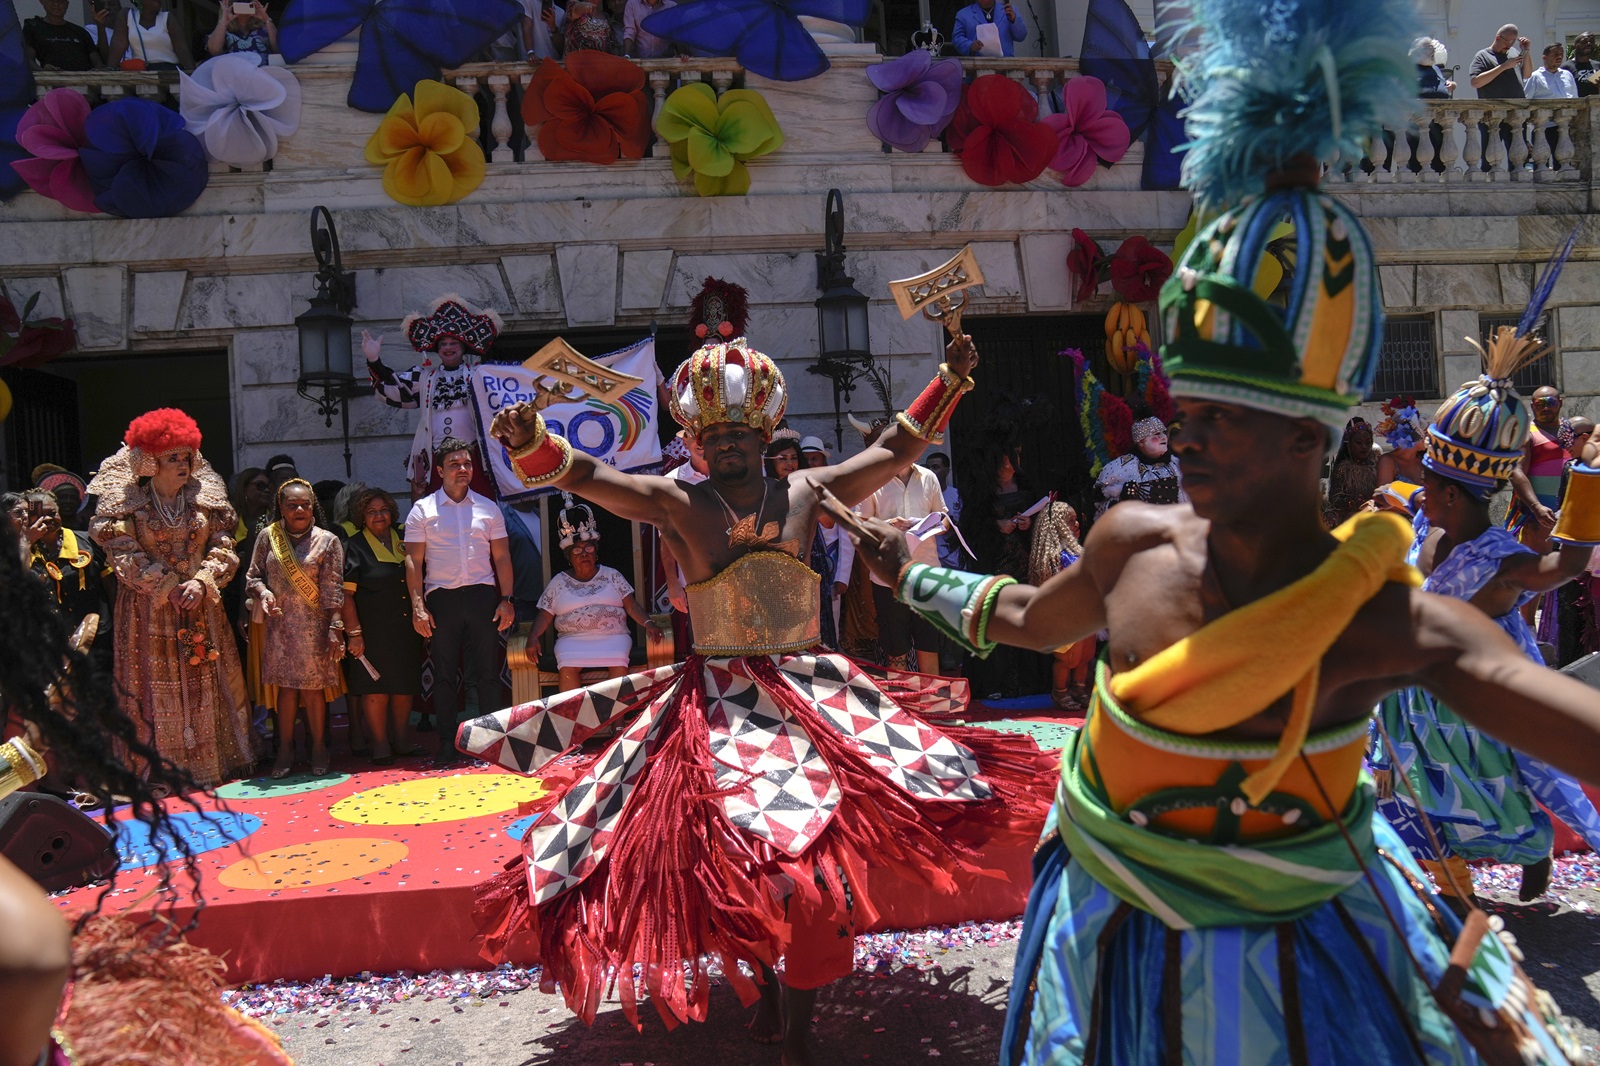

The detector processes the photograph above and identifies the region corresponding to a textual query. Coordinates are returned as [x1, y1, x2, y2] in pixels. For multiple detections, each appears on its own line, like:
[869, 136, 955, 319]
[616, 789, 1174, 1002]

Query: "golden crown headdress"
[666, 338, 787, 439]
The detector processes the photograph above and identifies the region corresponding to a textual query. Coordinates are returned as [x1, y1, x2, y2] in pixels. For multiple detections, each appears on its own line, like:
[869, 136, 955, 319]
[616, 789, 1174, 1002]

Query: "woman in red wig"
[87, 409, 254, 790]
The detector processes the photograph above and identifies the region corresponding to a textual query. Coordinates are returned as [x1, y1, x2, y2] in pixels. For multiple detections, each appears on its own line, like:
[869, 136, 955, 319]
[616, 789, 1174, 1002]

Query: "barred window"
[1367, 315, 1439, 399]
[1479, 313, 1557, 391]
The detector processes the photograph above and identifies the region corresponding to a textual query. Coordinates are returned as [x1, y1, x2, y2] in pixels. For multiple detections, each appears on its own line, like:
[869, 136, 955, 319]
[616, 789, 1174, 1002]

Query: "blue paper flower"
[0, 0, 38, 200]
[641, 0, 868, 82]
[279, 0, 523, 113]
[79, 98, 208, 218]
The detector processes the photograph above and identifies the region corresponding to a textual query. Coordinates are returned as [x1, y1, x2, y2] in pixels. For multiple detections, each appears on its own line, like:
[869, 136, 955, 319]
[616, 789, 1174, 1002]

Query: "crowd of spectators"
[23, 0, 279, 74]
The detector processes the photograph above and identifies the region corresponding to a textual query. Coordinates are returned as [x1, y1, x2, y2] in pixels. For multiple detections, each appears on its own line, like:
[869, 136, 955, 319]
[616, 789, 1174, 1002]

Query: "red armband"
[895, 363, 974, 444]
[506, 415, 574, 487]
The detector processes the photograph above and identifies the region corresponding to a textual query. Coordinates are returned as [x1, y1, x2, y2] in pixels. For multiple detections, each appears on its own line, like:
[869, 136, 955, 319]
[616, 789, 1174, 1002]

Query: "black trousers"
[871, 583, 940, 658]
[425, 584, 506, 748]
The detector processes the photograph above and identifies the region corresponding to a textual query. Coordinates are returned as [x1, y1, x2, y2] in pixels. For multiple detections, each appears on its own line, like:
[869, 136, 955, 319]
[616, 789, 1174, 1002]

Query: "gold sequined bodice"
[685, 551, 821, 656]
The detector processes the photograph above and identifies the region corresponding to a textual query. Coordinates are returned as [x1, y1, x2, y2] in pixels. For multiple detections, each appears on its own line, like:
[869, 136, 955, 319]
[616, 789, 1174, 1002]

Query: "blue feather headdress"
[1517, 224, 1580, 338]
[1170, 0, 1417, 209]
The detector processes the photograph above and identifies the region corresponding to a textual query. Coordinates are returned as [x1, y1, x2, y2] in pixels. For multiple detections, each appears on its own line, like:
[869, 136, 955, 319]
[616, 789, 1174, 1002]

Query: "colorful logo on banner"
[471, 336, 663, 500]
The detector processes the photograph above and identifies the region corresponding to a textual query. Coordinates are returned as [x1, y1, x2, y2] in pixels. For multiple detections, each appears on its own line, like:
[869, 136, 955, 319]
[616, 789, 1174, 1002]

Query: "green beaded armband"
[896, 562, 1015, 659]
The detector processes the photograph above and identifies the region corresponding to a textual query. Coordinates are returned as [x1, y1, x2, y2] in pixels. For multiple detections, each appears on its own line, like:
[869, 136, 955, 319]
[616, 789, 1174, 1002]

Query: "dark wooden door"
[1, 367, 80, 491]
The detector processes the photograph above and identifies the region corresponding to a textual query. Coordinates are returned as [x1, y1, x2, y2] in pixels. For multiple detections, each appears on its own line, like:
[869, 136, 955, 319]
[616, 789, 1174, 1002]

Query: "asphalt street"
[272, 886, 1600, 1066]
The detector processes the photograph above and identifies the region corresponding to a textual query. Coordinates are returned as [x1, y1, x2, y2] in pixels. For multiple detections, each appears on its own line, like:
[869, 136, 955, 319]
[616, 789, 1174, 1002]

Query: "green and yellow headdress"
[1158, 0, 1416, 430]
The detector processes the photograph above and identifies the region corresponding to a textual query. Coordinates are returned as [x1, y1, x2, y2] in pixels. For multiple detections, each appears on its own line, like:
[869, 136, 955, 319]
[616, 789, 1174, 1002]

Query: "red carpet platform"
[53, 717, 1071, 985]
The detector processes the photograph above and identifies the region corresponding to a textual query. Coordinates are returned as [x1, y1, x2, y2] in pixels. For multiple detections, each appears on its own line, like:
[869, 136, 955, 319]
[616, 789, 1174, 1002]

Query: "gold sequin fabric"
[686, 552, 821, 656]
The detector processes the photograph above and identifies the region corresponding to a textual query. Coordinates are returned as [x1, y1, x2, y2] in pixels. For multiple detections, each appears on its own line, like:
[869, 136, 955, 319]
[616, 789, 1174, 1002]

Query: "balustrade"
[1340, 99, 1586, 183]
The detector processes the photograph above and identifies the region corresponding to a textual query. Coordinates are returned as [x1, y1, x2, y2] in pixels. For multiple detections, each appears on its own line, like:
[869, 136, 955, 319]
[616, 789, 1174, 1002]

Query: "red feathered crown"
[125, 408, 202, 456]
[688, 277, 749, 342]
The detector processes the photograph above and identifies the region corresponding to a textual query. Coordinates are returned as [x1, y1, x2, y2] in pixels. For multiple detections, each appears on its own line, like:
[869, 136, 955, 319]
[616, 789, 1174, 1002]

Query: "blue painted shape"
[505, 813, 542, 841]
[116, 810, 263, 870]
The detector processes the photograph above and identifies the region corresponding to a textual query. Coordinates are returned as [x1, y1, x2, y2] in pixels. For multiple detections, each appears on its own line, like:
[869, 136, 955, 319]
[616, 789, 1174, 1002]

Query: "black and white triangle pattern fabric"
[524, 685, 675, 903]
[776, 654, 990, 803]
[458, 664, 681, 774]
[703, 659, 840, 856]
[855, 662, 971, 719]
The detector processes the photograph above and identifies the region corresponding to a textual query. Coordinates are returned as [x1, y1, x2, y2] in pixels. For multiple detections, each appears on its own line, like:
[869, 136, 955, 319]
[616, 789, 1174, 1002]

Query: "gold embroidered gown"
[88, 462, 254, 789]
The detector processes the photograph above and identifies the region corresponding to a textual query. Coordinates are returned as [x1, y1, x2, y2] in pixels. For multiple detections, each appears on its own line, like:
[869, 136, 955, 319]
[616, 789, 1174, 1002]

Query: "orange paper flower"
[522, 53, 650, 164]
[364, 80, 486, 206]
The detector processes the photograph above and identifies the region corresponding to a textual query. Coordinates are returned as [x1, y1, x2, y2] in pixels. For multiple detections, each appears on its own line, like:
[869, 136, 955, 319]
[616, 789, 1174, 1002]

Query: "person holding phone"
[207, 0, 276, 65]
[1470, 23, 1533, 97]
[22, 0, 106, 71]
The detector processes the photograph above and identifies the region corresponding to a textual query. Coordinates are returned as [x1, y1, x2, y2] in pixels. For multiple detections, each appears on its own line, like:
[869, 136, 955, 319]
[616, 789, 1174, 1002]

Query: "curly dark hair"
[348, 486, 401, 533]
[0, 509, 205, 927]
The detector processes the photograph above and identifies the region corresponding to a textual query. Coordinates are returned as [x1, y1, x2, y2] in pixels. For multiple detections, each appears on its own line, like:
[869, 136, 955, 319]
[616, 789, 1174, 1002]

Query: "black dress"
[342, 529, 422, 697]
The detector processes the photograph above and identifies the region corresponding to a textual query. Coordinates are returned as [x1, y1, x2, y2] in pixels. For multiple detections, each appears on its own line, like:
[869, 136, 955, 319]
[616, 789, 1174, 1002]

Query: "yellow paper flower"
[364, 80, 486, 207]
[656, 83, 783, 197]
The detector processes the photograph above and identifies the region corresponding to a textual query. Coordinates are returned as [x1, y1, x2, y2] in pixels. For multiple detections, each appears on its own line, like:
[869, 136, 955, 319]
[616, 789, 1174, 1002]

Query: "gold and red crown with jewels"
[667, 338, 787, 438]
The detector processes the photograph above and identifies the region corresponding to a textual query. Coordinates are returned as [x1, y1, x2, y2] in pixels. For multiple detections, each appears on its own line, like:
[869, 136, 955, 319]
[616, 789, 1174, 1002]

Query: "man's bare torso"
[1092, 502, 1436, 741]
[657, 474, 826, 585]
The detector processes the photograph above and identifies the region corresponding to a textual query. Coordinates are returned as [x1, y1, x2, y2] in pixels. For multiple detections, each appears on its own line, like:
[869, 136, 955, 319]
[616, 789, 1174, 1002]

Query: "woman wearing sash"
[246, 479, 346, 778]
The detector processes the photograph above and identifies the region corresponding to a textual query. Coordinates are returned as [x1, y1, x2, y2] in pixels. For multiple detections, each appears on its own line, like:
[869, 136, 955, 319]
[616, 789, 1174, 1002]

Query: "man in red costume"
[457, 330, 1051, 1066]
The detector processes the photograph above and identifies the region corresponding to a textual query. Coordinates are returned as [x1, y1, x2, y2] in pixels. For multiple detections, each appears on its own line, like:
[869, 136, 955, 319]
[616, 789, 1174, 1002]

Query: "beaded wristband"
[895, 363, 974, 444]
[506, 414, 576, 488]
[895, 562, 1015, 658]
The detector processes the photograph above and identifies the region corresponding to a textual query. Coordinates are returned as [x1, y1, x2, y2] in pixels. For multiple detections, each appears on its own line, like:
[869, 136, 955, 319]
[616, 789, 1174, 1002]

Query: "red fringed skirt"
[458, 652, 1055, 1029]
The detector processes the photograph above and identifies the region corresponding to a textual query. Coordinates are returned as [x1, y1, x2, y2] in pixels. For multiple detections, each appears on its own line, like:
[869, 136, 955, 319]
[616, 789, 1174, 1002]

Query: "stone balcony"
[26, 56, 1596, 220]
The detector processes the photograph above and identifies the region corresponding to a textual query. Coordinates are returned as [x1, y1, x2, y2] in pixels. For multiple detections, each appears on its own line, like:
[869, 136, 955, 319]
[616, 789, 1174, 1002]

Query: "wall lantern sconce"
[808, 188, 886, 450]
[295, 206, 361, 476]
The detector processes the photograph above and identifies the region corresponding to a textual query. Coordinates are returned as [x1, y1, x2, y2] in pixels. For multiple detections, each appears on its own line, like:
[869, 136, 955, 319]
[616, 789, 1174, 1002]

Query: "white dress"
[538, 565, 635, 668]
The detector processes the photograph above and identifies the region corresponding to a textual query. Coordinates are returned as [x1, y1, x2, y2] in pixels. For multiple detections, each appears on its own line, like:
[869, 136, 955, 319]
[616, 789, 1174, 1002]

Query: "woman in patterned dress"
[246, 479, 345, 778]
[88, 409, 254, 791]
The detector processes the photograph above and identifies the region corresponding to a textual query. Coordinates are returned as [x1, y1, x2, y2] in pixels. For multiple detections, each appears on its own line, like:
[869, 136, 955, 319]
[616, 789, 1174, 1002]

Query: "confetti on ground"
[220, 919, 1027, 1018]
[1471, 853, 1600, 912]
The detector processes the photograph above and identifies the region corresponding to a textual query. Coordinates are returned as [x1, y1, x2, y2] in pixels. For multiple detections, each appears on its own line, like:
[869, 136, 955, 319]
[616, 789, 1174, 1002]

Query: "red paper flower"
[1067, 228, 1104, 303]
[1109, 235, 1173, 304]
[946, 74, 1055, 187]
[522, 53, 650, 165]
[1041, 76, 1130, 187]
[5, 322, 77, 367]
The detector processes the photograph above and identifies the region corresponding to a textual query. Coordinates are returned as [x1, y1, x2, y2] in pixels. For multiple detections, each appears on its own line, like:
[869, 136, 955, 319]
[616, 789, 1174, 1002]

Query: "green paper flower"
[656, 83, 783, 197]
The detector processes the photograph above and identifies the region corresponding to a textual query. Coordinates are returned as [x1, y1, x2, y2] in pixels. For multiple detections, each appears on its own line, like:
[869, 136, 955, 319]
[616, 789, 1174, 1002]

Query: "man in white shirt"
[1524, 42, 1578, 166]
[859, 458, 945, 674]
[404, 437, 518, 767]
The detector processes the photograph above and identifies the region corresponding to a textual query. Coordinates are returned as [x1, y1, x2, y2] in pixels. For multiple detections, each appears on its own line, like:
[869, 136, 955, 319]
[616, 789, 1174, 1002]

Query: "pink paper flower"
[11, 89, 98, 213]
[1041, 76, 1130, 187]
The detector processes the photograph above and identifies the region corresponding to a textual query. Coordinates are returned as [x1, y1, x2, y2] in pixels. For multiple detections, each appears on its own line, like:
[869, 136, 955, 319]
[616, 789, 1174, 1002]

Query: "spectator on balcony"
[1564, 32, 1600, 98]
[952, 0, 1026, 58]
[109, 0, 192, 71]
[1470, 24, 1532, 98]
[499, 0, 564, 62]
[206, 0, 277, 66]
[23, 0, 107, 71]
[1526, 43, 1579, 99]
[622, 0, 676, 58]
[548, 0, 614, 55]
[1412, 36, 1454, 98]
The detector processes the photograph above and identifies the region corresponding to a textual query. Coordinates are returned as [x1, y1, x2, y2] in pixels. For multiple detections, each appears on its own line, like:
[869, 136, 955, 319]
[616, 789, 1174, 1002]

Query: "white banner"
[470, 337, 663, 501]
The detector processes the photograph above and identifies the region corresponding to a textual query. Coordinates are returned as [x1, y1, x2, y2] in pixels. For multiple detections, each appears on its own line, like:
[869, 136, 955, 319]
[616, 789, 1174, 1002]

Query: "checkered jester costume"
[457, 338, 1054, 1031]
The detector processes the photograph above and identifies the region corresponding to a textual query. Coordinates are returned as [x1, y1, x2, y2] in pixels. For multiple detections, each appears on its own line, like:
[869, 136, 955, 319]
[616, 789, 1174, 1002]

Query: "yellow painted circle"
[217, 838, 408, 889]
[328, 773, 547, 826]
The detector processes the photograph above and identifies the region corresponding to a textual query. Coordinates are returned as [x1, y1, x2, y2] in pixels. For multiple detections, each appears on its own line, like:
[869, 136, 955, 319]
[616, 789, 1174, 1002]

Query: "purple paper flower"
[79, 97, 208, 219]
[866, 50, 962, 153]
[12, 89, 98, 213]
[1041, 76, 1130, 187]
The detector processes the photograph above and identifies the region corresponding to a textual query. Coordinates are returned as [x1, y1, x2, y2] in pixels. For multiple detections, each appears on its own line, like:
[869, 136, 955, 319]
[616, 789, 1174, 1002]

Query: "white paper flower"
[179, 54, 301, 167]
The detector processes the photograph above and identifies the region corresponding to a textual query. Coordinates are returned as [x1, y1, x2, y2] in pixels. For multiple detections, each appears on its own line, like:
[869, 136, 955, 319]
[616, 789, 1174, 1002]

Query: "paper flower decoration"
[180, 54, 302, 168]
[0, 2, 37, 200]
[278, 0, 521, 113]
[945, 74, 1054, 188]
[1108, 235, 1172, 303]
[11, 89, 97, 213]
[521, 53, 649, 165]
[656, 83, 783, 197]
[642, 0, 868, 82]
[1041, 76, 1129, 187]
[0, 292, 76, 369]
[364, 80, 485, 207]
[79, 98, 208, 219]
[866, 50, 961, 153]
[1066, 228, 1103, 303]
